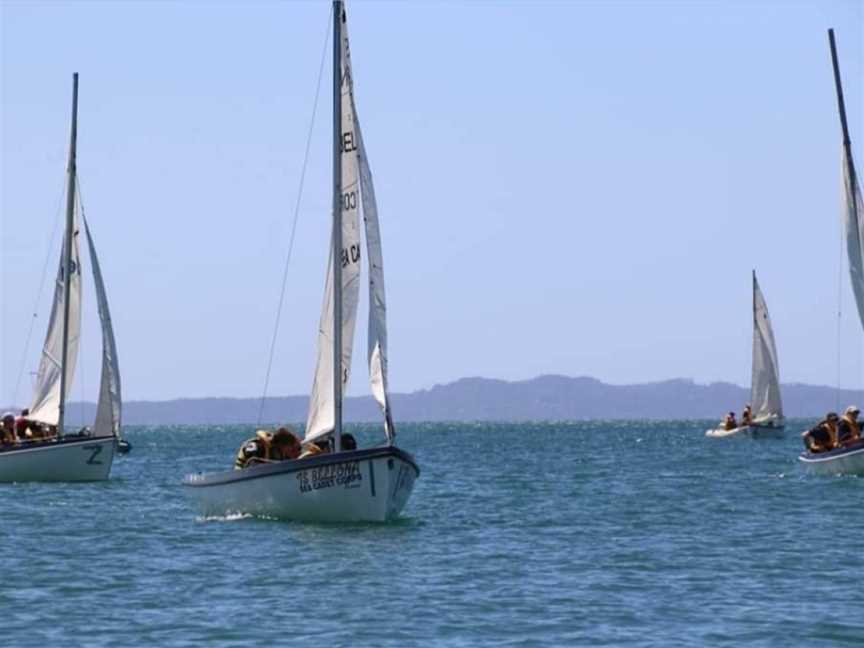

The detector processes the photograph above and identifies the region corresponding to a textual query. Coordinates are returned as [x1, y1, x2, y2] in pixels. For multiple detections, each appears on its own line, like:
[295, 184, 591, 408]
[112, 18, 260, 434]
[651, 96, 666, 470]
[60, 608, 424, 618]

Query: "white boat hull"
[705, 423, 785, 438]
[0, 436, 116, 482]
[183, 446, 419, 523]
[799, 442, 864, 476]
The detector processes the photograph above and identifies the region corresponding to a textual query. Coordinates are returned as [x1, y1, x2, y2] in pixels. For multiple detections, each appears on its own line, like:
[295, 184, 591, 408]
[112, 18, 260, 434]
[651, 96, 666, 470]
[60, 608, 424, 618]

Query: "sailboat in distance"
[706, 271, 784, 438]
[0, 74, 128, 482]
[183, 1, 420, 521]
[800, 29, 864, 475]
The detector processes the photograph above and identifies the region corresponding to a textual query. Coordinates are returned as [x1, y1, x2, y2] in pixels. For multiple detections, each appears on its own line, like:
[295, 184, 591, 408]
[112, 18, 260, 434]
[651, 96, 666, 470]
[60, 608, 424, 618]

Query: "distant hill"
[7, 375, 863, 425]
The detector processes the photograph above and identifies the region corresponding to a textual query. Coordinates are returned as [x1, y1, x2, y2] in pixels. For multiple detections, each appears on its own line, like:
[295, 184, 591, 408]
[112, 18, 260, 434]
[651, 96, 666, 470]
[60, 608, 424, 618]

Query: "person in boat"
[233, 427, 301, 469]
[837, 406, 862, 447]
[723, 412, 738, 431]
[14, 409, 34, 440]
[299, 438, 330, 459]
[1, 413, 17, 445]
[802, 412, 839, 454]
[741, 405, 753, 427]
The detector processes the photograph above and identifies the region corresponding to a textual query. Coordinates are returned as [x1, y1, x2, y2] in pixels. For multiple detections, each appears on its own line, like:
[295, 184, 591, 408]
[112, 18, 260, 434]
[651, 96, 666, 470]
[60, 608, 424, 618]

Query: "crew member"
[1, 413, 16, 445]
[838, 406, 862, 446]
[234, 427, 301, 469]
[802, 413, 839, 453]
[742, 405, 753, 427]
[723, 412, 738, 431]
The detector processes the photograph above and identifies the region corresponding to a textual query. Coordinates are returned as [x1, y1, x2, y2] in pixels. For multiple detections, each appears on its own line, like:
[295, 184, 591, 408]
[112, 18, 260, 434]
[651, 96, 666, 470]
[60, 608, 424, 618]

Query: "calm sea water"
[1, 421, 862, 647]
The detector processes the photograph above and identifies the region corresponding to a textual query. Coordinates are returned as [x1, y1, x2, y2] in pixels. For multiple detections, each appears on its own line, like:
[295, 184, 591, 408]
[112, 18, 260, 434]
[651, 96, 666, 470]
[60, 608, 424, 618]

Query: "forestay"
[843, 146, 864, 332]
[305, 4, 362, 443]
[750, 274, 782, 422]
[83, 215, 122, 438]
[29, 201, 82, 426]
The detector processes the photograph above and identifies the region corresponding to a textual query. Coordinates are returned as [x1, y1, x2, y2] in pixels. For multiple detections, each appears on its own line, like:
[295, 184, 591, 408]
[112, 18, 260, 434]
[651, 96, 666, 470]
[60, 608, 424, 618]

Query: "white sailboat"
[706, 271, 784, 438]
[0, 74, 127, 482]
[183, 1, 420, 522]
[800, 29, 864, 475]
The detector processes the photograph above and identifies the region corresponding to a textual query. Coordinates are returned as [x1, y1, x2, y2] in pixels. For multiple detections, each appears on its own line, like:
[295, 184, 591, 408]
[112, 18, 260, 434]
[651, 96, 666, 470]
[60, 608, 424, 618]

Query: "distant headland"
[7, 375, 863, 425]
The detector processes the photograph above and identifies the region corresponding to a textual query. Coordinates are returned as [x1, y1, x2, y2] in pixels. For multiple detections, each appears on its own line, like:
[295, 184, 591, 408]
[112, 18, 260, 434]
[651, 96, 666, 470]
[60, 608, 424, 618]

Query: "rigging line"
[11, 173, 67, 408]
[256, 4, 333, 426]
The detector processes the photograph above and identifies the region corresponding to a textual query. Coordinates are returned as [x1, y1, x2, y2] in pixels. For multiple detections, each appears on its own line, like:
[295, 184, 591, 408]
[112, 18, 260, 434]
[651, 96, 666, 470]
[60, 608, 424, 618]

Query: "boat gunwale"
[183, 445, 420, 488]
[0, 434, 116, 457]
[799, 441, 864, 464]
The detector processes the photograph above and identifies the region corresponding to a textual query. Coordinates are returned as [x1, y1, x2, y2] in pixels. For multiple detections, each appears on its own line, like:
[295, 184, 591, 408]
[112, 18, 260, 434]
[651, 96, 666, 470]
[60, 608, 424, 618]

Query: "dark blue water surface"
[1, 421, 862, 647]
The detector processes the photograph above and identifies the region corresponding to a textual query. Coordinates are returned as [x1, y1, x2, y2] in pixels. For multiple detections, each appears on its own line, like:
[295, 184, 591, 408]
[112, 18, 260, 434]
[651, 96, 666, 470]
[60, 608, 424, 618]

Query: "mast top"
[828, 28, 851, 147]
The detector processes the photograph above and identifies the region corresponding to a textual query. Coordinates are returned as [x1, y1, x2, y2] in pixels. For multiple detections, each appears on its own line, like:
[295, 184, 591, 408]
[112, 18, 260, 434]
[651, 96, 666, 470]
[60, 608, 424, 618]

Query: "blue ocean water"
[1, 421, 862, 647]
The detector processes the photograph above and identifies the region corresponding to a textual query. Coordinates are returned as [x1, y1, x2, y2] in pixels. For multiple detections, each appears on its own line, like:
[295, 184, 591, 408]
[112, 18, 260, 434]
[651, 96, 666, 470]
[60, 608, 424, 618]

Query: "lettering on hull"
[296, 460, 362, 494]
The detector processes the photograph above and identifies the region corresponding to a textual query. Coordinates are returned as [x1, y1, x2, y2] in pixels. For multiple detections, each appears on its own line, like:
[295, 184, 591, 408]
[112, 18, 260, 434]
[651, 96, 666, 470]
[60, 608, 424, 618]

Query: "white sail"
[356, 121, 394, 443]
[82, 215, 121, 438]
[750, 274, 782, 422]
[305, 3, 362, 442]
[842, 146, 864, 332]
[29, 202, 82, 426]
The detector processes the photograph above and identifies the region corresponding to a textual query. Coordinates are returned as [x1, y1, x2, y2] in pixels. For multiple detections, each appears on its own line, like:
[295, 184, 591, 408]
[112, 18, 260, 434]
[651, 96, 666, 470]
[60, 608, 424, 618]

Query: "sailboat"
[800, 29, 864, 475]
[0, 74, 127, 482]
[183, 1, 420, 522]
[706, 271, 784, 438]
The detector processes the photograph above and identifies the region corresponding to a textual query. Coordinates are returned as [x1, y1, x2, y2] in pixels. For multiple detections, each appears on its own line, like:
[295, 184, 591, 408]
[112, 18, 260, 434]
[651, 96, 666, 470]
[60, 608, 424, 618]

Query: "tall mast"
[829, 29, 857, 192]
[58, 72, 79, 437]
[332, 0, 343, 452]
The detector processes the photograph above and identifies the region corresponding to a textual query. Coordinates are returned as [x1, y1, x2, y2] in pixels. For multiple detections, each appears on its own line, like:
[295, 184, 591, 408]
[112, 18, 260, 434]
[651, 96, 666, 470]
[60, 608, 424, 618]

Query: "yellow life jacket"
[842, 415, 861, 441]
[234, 433, 274, 470]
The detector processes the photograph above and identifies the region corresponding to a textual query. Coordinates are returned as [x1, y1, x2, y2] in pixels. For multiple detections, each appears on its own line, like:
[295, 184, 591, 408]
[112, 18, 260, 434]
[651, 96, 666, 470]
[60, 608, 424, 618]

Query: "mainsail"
[750, 273, 782, 422]
[29, 202, 82, 426]
[305, 3, 362, 442]
[83, 215, 122, 438]
[842, 146, 864, 331]
[357, 121, 395, 443]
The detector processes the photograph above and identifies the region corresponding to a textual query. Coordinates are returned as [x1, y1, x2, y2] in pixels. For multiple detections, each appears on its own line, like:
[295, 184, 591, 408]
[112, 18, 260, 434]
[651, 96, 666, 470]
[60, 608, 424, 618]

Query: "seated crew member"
[838, 406, 862, 446]
[271, 427, 301, 461]
[742, 405, 753, 427]
[802, 413, 839, 453]
[723, 412, 738, 431]
[234, 427, 300, 469]
[299, 437, 331, 459]
[341, 433, 357, 451]
[15, 409, 32, 440]
[1, 413, 17, 445]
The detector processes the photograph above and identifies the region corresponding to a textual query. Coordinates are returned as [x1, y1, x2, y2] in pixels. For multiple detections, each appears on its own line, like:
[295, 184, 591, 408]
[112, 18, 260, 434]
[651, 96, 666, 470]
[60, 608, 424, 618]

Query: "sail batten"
[750, 274, 782, 422]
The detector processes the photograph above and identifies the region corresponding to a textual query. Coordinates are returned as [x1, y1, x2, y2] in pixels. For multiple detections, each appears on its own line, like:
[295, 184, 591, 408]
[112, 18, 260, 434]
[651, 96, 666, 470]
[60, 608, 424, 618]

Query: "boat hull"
[799, 442, 864, 476]
[183, 446, 420, 522]
[0, 435, 116, 482]
[705, 423, 785, 438]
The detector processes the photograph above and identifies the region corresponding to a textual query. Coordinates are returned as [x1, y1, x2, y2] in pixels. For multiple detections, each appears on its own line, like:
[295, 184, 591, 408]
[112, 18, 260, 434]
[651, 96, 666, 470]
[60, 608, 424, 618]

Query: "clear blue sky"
[1, 0, 863, 405]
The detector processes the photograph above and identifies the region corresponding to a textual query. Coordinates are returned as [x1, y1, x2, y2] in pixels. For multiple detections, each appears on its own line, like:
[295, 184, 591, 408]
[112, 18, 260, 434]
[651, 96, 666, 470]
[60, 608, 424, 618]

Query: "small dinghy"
[799, 30, 864, 476]
[799, 442, 864, 476]
[706, 272, 785, 438]
[1, 74, 127, 482]
[184, 1, 419, 521]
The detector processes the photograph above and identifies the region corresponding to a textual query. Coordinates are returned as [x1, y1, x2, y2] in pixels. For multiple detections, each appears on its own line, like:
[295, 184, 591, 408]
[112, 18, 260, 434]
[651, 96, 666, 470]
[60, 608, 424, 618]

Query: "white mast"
[332, 0, 343, 452]
[58, 72, 79, 437]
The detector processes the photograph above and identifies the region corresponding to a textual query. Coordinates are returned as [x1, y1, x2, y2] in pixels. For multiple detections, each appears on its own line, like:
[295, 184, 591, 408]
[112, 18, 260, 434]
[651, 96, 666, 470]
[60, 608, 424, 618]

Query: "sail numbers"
[341, 130, 358, 154]
[341, 243, 360, 268]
